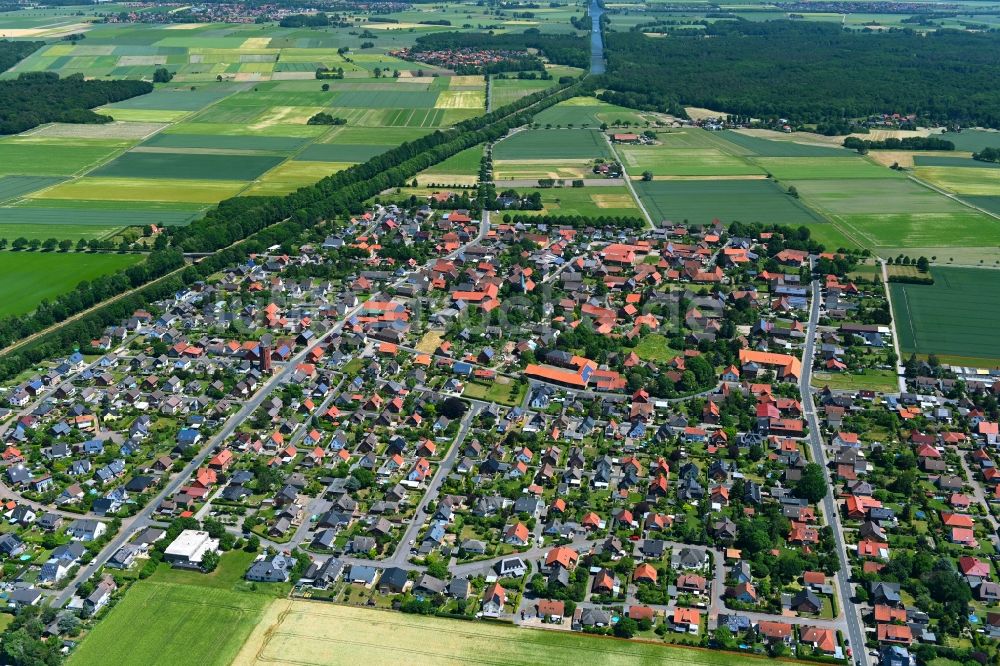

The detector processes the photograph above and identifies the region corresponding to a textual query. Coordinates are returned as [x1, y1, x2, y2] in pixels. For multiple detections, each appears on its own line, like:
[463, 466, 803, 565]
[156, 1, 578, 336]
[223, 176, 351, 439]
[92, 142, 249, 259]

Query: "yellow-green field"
[234, 602, 792, 666]
[33, 177, 247, 204]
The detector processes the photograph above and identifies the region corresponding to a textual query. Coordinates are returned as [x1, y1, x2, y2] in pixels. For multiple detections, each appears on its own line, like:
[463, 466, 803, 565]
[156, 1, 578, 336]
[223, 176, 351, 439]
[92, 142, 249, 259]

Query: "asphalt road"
[801, 276, 868, 662]
[388, 403, 481, 565]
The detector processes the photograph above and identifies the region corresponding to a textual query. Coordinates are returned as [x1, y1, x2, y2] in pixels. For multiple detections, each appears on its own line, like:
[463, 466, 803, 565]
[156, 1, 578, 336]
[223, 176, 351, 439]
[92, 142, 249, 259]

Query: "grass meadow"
[512, 186, 641, 218]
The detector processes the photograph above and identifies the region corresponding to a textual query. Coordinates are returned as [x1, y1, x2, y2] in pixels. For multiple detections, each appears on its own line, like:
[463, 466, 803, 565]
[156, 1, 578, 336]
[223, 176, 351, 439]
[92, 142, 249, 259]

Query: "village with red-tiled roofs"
[0, 196, 996, 666]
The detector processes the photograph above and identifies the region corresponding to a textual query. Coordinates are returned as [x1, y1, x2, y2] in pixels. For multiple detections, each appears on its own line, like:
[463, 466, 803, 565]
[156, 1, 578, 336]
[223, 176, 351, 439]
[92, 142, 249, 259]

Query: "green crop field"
[754, 156, 898, 180]
[141, 133, 307, 152]
[295, 143, 392, 163]
[319, 126, 434, 145]
[963, 196, 1000, 216]
[0, 176, 64, 202]
[533, 97, 651, 127]
[0, 139, 129, 177]
[0, 252, 143, 316]
[234, 601, 795, 666]
[721, 131, 853, 157]
[634, 179, 823, 226]
[829, 211, 1000, 250]
[789, 178, 968, 215]
[94, 151, 284, 180]
[422, 145, 485, 176]
[914, 166, 1000, 196]
[495, 129, 610, 160]
[69, 582, 268, 666]
[243, 161, 348, 195]
[35, 177, 248, 204]
[913, 156, 1000, 169]
[617, 145, 764, 177]
[890, 267, 1000, 361]
[491, 78, 556, 107]
[937, 129, 1000, 153]
[0, 14, 492, 243]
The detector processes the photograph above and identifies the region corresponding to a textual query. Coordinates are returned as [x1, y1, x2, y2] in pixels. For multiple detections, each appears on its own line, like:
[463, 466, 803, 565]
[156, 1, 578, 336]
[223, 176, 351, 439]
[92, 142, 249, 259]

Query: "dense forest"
[412, 30, 590, 71]
[0, 71, 152, 134]
[602, 21, 1000, 128]
[0, 39, 42, 71]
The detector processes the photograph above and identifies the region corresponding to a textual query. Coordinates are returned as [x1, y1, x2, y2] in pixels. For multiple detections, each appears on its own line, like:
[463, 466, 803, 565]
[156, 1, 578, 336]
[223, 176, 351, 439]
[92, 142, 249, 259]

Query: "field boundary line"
[603, 133, 654, 228]
[236, 123, 348, 197]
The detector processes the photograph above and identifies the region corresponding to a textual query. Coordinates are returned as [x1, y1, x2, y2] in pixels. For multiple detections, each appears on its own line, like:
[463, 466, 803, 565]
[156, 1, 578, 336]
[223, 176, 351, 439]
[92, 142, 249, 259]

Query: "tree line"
[506, 213, 645, 229]
[0, 80, 582, 381]
[973, 147, 1000, 163]
[843, 136, 954, 151]
[600, 20, 1000, 128]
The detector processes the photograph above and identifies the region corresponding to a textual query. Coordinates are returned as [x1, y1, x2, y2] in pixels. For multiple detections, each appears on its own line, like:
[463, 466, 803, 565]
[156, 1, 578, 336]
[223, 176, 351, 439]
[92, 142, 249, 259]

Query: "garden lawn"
[634, 333, 681, 362]
[0, 252, 143, 316]
[810, 369, 899, 392]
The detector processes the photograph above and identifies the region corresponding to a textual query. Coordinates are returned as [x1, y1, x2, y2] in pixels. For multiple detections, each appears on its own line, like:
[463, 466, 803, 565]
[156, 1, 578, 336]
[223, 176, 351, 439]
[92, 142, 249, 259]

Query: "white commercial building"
[163, 529, 219, 568]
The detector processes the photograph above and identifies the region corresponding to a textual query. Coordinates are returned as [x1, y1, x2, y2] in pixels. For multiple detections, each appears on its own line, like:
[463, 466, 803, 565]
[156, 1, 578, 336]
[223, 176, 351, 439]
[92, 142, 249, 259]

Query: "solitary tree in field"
[641, 171, 653, 181]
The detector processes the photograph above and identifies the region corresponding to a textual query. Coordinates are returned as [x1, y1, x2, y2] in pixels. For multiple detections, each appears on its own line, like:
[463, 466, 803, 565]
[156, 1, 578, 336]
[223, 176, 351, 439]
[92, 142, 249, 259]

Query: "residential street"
[801, 276, 868, 662]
